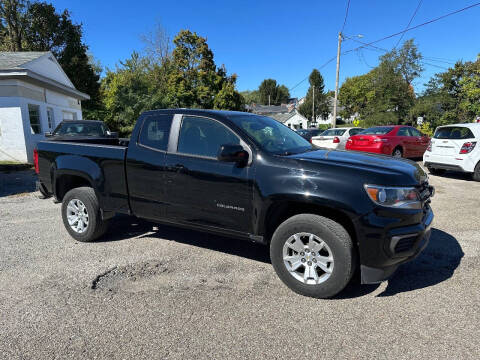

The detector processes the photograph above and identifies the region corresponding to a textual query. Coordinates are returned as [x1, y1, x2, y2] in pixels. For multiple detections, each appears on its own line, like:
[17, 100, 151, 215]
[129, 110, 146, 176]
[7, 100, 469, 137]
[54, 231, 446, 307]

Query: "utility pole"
[332, 32, 343, 129]
[268, 95, 271, 106]
[312, 86, 315, 126]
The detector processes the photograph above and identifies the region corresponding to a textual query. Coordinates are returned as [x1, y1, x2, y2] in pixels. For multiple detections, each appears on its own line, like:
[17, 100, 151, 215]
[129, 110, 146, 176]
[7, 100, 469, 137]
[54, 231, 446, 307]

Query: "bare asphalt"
[0, 166, 479, 359]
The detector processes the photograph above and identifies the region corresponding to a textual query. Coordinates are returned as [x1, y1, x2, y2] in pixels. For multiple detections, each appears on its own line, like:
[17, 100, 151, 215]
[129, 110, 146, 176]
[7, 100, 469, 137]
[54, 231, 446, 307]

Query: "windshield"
[230, 115, 313, 155]
[434, 126, 474, 139]
[321, 129, 346, 136]
[359, 126, 394, 135]
[53, 122, 106, 137]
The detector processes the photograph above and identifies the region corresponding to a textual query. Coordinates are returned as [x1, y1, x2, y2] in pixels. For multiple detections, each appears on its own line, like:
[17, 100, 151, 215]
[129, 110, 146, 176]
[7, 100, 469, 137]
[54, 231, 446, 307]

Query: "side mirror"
[217, 144, 249, 164]
[108, 131, 119, 138]
[44, 132, 52, 137]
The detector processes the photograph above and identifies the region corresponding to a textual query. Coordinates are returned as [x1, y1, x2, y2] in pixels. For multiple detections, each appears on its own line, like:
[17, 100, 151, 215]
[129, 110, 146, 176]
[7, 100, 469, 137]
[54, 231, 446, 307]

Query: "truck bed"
[37, 140, 130, 214]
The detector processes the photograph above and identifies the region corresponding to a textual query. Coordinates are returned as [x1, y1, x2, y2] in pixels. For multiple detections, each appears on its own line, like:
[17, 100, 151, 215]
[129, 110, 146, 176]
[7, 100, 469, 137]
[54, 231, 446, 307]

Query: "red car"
[345, 125, 430, 158]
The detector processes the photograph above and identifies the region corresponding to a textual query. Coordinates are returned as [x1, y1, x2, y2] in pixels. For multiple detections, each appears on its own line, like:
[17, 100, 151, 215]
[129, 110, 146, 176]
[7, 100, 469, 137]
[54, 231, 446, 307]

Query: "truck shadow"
[101, 215, 271, 264]
[102, 219, 463, 298]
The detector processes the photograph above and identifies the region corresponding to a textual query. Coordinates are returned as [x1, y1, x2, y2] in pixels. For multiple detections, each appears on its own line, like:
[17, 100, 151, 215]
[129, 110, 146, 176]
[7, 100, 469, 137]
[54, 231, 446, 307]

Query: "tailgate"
[431, 139, 462, 156]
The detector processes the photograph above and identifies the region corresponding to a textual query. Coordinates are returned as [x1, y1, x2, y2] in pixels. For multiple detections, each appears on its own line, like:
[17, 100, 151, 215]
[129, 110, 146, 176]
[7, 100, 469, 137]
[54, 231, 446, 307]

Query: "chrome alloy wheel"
[66, 199, 89, 233]
[393, 149, 402, 158]
[282, 232, 334, 285]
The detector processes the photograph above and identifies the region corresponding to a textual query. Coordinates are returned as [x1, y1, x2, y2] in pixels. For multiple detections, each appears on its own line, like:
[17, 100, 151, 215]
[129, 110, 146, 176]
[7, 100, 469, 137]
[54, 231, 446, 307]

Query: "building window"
[28, 104, 41, 134]
[47, 108, 54, 129]
[62, 111, 77, 121]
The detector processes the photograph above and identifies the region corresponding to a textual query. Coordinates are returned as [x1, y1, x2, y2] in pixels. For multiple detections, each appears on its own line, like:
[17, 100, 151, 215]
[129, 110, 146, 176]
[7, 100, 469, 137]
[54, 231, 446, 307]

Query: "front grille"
[394, 236, 417, 253]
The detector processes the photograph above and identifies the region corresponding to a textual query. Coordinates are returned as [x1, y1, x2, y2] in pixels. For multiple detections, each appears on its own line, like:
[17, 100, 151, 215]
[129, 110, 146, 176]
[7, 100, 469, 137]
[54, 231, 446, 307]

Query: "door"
[396, 127, 415, 157]
[126, 113, 173, 220]
[164, 115, 253, 234]
[409, 127, 429, 156]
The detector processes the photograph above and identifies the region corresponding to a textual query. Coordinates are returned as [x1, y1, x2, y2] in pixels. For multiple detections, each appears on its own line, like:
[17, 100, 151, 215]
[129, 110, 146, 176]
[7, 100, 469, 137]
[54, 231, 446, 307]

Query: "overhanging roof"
[0, 68, 90, 100]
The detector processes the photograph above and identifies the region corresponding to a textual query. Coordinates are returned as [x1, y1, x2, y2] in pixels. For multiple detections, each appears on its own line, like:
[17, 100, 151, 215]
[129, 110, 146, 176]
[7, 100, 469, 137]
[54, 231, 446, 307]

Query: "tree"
[0, 0, 27, 51]
[380, 39, 423, 85]
[240, 90, 260, 105]
[338, 40, 419, 125]
[298, 69, 329, 121]
[101, 52, 165, 135]
[258, 79, 290, 105]
[214, 80, 244, 110]
[0, 1, 102, 117]
[166, 29, 242, 110]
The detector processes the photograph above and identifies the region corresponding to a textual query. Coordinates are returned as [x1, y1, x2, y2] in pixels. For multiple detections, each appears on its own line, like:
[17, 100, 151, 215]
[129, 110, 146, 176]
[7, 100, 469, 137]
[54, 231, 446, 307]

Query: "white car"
[423, 123, 480, 181]
[311, 127, 364, 150]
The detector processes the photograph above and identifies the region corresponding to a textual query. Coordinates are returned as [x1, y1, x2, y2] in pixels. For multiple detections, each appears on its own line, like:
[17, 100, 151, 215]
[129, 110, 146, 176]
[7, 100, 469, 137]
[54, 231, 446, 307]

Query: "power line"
[353, 2, 480, 49]
[394, 0, 423, 49]
[340, 0, 351, 33]
[288, 2, 480, 92]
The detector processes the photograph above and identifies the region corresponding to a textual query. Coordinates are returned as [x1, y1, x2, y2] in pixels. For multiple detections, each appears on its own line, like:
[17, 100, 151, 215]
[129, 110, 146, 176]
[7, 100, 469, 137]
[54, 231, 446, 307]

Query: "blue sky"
[50, 0, 480, 98]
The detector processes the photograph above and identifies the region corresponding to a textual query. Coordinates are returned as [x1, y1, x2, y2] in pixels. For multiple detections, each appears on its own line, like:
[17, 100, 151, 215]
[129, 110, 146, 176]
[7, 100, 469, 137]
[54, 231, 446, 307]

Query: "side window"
[409, 128, 421, 137]
[177, 116, 240, 158]
[397, 127, 409, 136]
[349, 128, 362, 136]
[138, 114, 172, 151]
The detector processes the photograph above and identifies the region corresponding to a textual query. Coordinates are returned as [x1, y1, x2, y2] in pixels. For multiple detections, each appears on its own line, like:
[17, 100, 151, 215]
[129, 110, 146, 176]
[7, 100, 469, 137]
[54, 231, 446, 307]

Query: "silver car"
[311, 127, 364, 150]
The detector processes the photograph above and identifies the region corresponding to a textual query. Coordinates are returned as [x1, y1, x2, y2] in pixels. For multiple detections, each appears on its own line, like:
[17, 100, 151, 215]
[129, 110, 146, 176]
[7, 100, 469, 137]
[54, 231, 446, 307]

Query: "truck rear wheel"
[61, 187, 109, 242]
[270, 214, 356, 298]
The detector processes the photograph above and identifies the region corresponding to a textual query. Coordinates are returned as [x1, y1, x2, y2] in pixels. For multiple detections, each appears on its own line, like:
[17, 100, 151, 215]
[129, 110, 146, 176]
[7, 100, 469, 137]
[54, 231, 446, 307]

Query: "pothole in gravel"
[90, 259, 274, 294]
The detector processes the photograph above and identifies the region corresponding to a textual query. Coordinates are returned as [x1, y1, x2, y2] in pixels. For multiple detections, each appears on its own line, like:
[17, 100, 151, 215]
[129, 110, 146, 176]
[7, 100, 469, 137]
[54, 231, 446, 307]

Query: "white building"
[0, 52, 89, 163]
[271, 111, 309, 130]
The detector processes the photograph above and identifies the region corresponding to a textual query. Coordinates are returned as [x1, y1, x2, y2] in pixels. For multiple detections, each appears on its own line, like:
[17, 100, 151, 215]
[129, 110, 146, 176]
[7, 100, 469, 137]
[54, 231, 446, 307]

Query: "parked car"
[345, 125, 430, 158]
[35, 109, 434, 299]
[311, 127, 364, 150]
[423, 123, 480, 181]
[296, 128, 324, 142]
[46, 120, 118, 141]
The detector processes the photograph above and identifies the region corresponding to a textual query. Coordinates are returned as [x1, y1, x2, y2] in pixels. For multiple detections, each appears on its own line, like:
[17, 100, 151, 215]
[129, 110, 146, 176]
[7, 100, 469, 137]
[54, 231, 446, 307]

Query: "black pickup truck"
[35, 109, 434, 298]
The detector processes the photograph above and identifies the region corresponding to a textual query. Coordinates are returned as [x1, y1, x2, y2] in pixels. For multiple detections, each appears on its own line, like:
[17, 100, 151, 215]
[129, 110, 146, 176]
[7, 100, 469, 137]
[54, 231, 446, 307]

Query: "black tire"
[270, 214, 356, 299]
[392, 147, 403, 158]
[473, 162, 480, 182]
[428, 167, 446, 176]
[61, 187, 109, 242]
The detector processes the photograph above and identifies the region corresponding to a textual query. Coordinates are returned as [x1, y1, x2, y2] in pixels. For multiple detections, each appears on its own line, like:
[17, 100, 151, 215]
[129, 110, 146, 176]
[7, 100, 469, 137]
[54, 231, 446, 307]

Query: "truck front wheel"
[270, 214, 356, 298]
[61, 187, 109, 242]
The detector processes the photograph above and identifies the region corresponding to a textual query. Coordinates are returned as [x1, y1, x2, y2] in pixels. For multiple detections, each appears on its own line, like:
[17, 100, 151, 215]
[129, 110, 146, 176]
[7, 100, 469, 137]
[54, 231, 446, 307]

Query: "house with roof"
[246, 103, 308, 129]
[0, 52, 90, 163]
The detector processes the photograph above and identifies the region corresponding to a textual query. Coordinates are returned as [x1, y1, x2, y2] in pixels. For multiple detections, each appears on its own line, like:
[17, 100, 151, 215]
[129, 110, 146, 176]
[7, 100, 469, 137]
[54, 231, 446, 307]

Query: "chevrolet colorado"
[35, 109, 434, 298]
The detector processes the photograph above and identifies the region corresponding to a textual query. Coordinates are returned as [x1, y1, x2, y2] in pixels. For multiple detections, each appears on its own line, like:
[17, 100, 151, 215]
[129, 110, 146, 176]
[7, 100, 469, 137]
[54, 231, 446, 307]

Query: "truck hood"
[287, 149, 427, 185]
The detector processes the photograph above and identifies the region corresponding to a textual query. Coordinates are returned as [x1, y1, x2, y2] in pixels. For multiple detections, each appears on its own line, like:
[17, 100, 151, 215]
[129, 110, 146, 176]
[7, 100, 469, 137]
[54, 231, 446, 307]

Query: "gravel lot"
[1, 166, 479, 359]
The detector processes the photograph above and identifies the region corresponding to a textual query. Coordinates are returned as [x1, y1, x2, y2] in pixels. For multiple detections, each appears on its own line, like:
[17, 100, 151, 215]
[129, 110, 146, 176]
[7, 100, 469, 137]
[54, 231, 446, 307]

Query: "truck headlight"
[364, 185, 421, 209]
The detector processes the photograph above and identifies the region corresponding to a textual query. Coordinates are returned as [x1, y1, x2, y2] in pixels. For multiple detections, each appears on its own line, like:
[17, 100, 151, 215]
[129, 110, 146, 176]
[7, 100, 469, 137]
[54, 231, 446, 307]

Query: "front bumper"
[359, 203, 434, 284]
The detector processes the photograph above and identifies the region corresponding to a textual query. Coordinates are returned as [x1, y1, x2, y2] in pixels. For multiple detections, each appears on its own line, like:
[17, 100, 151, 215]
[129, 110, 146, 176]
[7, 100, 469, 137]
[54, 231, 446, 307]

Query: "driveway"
[0, 168, 478, 359]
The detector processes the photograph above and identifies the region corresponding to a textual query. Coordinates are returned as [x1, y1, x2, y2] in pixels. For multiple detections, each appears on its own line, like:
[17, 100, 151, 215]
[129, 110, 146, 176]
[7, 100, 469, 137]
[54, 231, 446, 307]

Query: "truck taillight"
[333, 136, 340, 143]
[426, 141, 432, 152]
[460, 142, 476, 154]
[33, 148, 39, 174]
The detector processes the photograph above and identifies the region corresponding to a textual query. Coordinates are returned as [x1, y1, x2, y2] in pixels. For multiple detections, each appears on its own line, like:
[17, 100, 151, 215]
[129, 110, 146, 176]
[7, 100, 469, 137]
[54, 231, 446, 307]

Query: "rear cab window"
[434, 127, 475, 140]
[138, 114, 173, 151]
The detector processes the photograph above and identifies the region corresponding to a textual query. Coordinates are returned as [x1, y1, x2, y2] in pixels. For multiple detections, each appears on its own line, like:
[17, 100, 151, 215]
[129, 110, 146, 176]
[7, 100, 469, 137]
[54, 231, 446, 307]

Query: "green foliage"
[101, 53, 164, 135]
[412, 56, 480, 128]
[102, 30, 243, 135]
[0, 1, 102, 116]
[338, 39, 420, 126]
[298, 69, 329, 121]
[417, 122, 434, 137]
[240, 90, 260, 105]
[258, 79, 290, 105]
